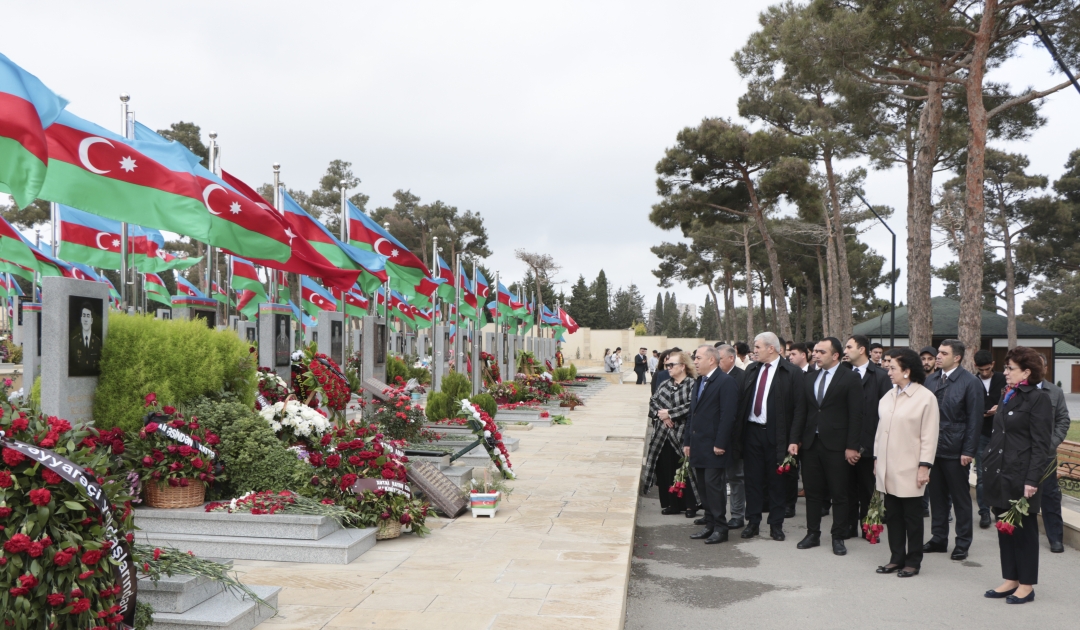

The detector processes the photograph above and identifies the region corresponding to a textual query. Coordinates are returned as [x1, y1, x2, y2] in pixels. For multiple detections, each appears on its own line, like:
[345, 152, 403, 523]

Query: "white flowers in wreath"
[259, 399, 332, 438]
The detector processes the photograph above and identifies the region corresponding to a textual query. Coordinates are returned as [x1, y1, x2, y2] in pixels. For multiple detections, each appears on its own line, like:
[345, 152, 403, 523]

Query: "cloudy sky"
[6, 1, 1077, 317]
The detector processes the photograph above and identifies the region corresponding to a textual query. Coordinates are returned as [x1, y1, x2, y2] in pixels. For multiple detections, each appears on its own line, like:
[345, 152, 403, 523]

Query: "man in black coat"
[634, 348, 649, 385]
[973, 350, 1007, 530]
[716, 343, 747, 529]
[683, 345, 739, 544]
[736, 333, 805, 541]
[923, 339, 983, 560]
[790, 337, 863, 556]
[844, 335, 893, 539]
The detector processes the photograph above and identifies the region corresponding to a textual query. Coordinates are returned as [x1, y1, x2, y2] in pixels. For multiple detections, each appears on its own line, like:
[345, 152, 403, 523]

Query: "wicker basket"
[144, 480, 205, 509]
[376, 519, 403, 540]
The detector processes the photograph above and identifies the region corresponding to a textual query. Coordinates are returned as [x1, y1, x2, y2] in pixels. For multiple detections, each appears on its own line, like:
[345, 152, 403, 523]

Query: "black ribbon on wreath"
[0, 433, 139, 629]
[143, 413, 223, 479]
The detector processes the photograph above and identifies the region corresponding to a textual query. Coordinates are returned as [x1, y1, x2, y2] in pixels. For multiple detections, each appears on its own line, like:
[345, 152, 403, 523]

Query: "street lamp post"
[856, 193, 896, 349]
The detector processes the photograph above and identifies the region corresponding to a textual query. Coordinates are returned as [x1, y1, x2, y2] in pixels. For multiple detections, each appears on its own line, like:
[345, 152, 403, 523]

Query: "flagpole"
[494, 270, 500, 376]
[118, 93, 130, 311]
[270, 164, 281, 304]
[206, 133, 218, 302]
[454, 254, 462, 371]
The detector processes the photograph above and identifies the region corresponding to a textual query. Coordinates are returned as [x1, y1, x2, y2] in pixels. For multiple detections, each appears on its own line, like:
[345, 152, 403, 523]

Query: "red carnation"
[42, 469, 63, 484]
[53, 549, 75, 566]
[27, 542, 44, 557]
[0, 507, 9, 518]
[142, 456, 154, 467]
[10, 417, 28, 432]
[0, 471, 11, 488]
[29, 488, 51, 506]
[77, 570, 94, 580]
[144, 392, 158, 407]
[145, 422, 159, 433]
[8, 586, 29, 597]
[81, 550, 104, 565]
[996, 520, 1016, 535]
[153, 548, 162, 561]
[2, 448, 25, 467]
[163, 405, 176, 415]
[17, 573, 37, 588]
[71, 598, 91, 613]
[47, 593, 66, 606]
[325, 454, 341, 469]
[192, 458, 204, 470]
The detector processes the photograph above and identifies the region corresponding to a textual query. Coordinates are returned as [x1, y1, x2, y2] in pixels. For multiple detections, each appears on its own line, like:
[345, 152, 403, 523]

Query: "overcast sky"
[6, 1, 1078, 317]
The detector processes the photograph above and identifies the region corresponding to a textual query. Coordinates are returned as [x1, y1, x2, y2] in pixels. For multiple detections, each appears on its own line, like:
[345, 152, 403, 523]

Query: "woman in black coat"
[981, 346, 1054, 605]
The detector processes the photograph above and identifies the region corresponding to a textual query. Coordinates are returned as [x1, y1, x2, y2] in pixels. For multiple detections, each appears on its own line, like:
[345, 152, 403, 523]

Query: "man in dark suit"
[737, 333, 805, 541]
[716, 343, 747, 529]
[790, 337, 863, 556]
[683, 345, 739, 544]
[844, 335, 892, 539]
[634, 347, 648, 385]
[973, 350, 1007, 530]
[69, 303, 102, 377]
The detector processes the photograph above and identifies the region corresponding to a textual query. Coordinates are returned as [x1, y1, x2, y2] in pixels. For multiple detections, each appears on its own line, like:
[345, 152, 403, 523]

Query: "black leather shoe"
[770, 525, 785, 541]
[727, 518, 745, 529]
[690, 527, 714, 540]
[740, 523, 760, 539]
[876, 564, 900, 574]
[704, 530, 728, 544]
[922, 540, 948, 553]
[694, 517, 708, 526]
[784, 506, 796, 519]
[660, 506, 681, 515]
[984, 587, 1017, 599]
[897, 567, 920, 578]
[1005, 591, 1035, 604]
[1050, 541, 1065, 553]
[922, 507, 930, 518]
[832, 538, 847, 556]
[979, 512, 991, 529]
[951, 547, 968, 561]
[797, 533, 820, 549]
[685, 508, 699, 518]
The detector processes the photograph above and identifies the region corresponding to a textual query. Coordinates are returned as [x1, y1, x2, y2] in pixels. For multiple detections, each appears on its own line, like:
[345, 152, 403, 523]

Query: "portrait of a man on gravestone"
[312, 331, 318, 346]
[331, 320, 343, 363]
[275, 314, 290, 366]
[245, 326, 256, 343]
[68, 297, 103, 377]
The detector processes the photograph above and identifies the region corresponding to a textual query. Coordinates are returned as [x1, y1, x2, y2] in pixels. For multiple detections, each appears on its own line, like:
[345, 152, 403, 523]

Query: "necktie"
[816, 369, 827, 406]
[698, 376, 707, 397]
[753, 363, 770, 417]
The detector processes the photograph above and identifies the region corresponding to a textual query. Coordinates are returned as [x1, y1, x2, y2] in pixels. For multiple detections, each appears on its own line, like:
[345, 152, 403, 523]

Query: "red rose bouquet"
[256, 368, 290, 409]
[480, 351, 502, 386]
[776, 454, 797, 475]
[861, 490, 885, 543]
[669, 457, 691, 498]
[131, 395, 222, 490]
[368, 386, 437, 444]
[299, 346, 351, 421]
[995, 458, 1058, 535]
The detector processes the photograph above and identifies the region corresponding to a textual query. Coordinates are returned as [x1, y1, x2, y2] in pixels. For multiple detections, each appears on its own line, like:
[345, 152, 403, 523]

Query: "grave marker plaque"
[258, 303, 294, 381]
[42, 277, 110, 424]
[406, 460, 468, 518]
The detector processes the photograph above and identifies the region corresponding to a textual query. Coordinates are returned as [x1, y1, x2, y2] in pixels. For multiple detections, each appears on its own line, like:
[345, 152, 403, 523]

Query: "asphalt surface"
[626, 484, 1080, 628]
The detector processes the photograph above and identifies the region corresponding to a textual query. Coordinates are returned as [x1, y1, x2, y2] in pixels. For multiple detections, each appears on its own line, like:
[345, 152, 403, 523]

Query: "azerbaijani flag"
[475, 269, 491, 299]
[346, 200, 430, 296]
[389, 290, 415, 324]
[211, 281, 233, 306]
[301, 276, 337, 316]
[436, 255, 455, 301]
[413, 307, 433, 329]
[0, 259, 34, 282]
[230, 256, 266, 297]
[282, 191, 387, 294]
[0, 53, 67, 208]
[343, 288, 369, 318]
[0, 273, 17, 298]
[275, 269, 290, 302]
[57, 204, 123, 269]
[145, 272, 171, 306]
[0, 214, 43, 275]
[237, 289, 266, 319]
[176, 275, 206, 298]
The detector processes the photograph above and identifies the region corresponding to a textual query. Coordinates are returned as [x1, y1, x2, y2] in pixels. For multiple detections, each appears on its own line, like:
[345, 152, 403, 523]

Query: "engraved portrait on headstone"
[68, 297, 103, 377]
[331, 320, 343, 363]
[375, 322, 387, 365]
[312, 331, 318, 346]
[274, 314, 290, 366]
[245, 326, 256, 343]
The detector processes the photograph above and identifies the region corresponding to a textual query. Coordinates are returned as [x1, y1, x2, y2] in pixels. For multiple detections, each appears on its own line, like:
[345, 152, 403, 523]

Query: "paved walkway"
[238, 381, 650, 629]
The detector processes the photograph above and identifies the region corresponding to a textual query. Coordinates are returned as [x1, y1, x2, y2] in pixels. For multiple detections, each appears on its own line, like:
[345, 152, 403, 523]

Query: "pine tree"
[662, 293, 680, 336]
[590, 270, 612, 329]
[698, 296, 720, 339]
[567, 275, 593, 328]
[650, 293, 664, 334]
[678, 309, 698, 337]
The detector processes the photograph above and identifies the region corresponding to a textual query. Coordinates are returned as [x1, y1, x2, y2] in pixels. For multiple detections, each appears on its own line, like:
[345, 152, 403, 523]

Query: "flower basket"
[376, 518, 403, 540]
[469, 491, 501, 518]
[145, 479, 206, 509]
[559, 402, 577, 410]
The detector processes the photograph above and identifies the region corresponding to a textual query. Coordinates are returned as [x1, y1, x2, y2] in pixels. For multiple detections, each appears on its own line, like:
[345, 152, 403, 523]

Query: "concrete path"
[237, 380, 650, 629]
[627, 475, 1080, 629]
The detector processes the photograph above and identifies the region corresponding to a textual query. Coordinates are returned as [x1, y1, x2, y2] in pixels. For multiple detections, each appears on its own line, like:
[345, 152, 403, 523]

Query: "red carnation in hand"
[29, 488, 51, 506]
[995, 520, 1016, 535]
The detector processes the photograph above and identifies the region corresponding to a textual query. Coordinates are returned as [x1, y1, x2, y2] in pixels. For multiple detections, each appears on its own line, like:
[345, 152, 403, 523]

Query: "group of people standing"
[644, 333, 1068, 604]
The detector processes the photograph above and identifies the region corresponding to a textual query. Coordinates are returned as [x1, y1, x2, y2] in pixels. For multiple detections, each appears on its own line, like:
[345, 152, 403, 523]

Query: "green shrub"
[183, 394, 307, 499]
[94, 313, 256, 432]
[440, 371, 471, 401]
[3, 339, 22, 365]
[469, 393, 497, 418]
[569, 364, 578, 378]
[410, 365, 431, 385]
[550, 382, 563, 395]
[552, 367, 572, 381]
[30, 375, 41, 410]
[425, 392, 450, 422]
[386, 355, 409, 383]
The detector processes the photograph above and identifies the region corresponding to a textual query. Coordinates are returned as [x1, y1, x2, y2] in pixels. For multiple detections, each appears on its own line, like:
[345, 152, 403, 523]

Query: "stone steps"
[148, 585, 280, 630]
[134, 507, 378, 565]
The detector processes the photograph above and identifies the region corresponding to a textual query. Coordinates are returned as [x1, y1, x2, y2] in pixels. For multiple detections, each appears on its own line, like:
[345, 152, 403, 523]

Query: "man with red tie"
[736, 332, 806, 541]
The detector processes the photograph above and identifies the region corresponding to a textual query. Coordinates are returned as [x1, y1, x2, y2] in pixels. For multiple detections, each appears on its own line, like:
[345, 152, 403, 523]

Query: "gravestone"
[471, 331, 483, 394]
[388, 331, 401, 357]
[237, 321, 257, 345]
[351, 328, 362, 355]
[360, 316, 387, 387]
[432, 325, 447, 392]
[457, 331, 468, 374]
[405, 333, 416, 358]
[41, 277, 110, 424]
[155, 308, 172, 320]
[171, 296, 218, 329]
[417, 332, 429, 361]
[14, 296, 31, 346]
[21, 302, 41, 384]
[315, 311, 346, 368]
[258, 303, 294, 381]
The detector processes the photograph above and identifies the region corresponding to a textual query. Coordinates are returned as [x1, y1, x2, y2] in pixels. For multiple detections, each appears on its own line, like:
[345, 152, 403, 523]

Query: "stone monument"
[360, 316, 388, 400]
[171, 296, 218, 328]
[21, 302, 41, 384]
[315, 311, 346, 367]
[258, 303, 294, 381]
[155, 308, 172, 320]
[431, 325, 447, 392]
[471, 331, 483, 394]
[41, 277, 110, 424]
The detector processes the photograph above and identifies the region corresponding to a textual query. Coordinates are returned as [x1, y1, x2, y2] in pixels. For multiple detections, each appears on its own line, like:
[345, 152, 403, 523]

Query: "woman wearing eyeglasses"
[643, 351, 700, 516]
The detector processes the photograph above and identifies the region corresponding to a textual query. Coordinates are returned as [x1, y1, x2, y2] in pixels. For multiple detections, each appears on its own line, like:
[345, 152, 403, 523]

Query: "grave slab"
[42, 277, 111, 424]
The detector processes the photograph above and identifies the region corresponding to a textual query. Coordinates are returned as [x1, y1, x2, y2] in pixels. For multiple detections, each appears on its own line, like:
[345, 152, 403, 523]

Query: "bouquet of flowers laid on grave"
[516, 350, 539, 376]
[861, 490, 885, 544]
[259, 398, 333, 449]
[459, 399, 515, 479]
[368, 384, 438, 444]
[498, 402, 544, 412]
[132, 394, 222, 504]
[776, 454, 797, 475]
[255, 368, 290, 409]
[551, 414, 572, 425]
[466, 472, 514, 517]
[205, 490, 360, 526]
[488, 381, 519, 405]
[995, 458, 1058, 535]
[136, 543, 272, 611]
[669, 456, 691, 498]
[0, 400, 142, 628]
[480, 351, 502, 386]
[558, 391, 584, 410]
[304, 421, 430, 535]
[297, 345, 351, 421]
[555, 349, 564, 367]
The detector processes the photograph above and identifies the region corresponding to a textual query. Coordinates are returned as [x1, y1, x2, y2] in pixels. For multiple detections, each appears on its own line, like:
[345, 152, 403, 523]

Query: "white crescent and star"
[202, 184, 226, 215]
[78, 137, 114, 174]
[95, 232, 111, 250]
[373, 238, 394, 258]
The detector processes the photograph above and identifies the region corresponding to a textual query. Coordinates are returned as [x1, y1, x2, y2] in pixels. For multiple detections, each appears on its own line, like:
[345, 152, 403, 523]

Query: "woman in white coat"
[874, 347, 939, 578]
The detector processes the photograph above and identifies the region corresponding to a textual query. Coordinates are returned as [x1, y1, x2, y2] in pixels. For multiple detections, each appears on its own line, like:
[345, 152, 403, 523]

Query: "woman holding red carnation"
[643, 350, 698, 517]
[981, 346, 1053, 604]
[873, 348, 938, 578]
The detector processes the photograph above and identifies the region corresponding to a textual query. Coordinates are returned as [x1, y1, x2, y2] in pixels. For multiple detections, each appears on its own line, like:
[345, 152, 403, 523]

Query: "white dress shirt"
[748, 356, 782, 425]
[815, 363, 839, 403]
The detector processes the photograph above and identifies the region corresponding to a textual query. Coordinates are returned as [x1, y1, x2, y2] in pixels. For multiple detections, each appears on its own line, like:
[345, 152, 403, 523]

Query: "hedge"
[93, 312, 256, 432]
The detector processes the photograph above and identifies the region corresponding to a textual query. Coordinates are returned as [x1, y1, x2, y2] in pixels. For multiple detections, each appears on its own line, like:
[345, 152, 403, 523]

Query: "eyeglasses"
[664, 363, 678, 368]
